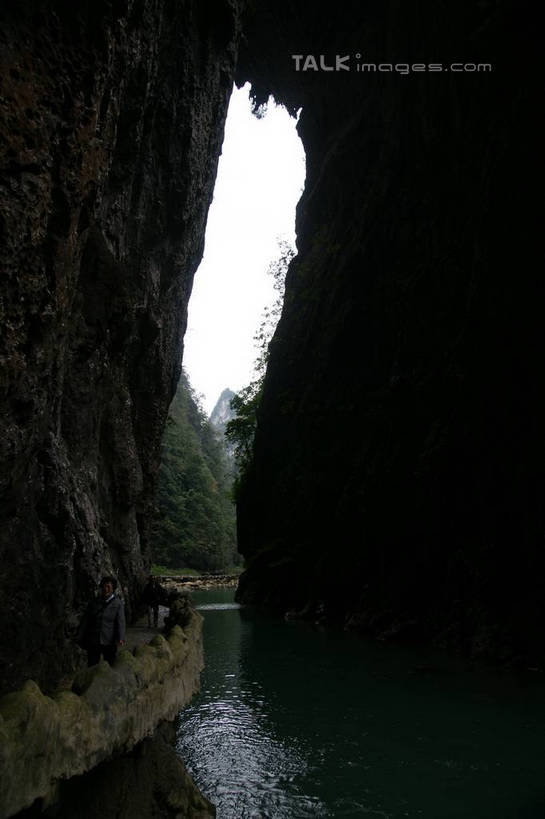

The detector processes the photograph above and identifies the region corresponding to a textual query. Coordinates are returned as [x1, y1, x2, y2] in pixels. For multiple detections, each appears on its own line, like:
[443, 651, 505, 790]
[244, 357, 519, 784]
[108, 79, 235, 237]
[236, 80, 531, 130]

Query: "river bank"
[158, 574, 239, 593]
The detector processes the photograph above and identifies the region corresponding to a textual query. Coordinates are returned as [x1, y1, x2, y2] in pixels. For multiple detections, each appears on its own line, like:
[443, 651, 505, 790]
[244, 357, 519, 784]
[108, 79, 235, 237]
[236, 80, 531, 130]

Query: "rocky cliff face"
[0, 0, 241, 694]
[235, 1, 542, 663]
[210, 388, 235, 433]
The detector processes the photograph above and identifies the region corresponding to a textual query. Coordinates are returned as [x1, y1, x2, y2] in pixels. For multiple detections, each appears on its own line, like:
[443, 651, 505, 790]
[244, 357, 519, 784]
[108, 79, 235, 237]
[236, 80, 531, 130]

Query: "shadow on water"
[178, 589, 545, 818]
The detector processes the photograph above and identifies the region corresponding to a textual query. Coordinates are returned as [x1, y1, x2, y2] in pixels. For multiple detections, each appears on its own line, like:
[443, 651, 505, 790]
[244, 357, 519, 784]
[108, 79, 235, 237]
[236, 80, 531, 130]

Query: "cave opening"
[183, 82, 306, 415]
[152, 83, 305, 576]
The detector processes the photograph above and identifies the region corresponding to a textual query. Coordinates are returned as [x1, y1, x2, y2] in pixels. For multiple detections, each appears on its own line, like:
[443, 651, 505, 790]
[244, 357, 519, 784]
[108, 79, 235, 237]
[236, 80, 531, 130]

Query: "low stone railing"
[0, 612, 204, 819]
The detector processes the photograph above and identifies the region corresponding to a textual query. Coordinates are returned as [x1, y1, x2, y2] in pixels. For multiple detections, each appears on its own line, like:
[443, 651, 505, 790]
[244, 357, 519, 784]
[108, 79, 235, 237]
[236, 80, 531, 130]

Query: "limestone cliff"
[0, 0, 241, 694]
[235, 1, 543, 663]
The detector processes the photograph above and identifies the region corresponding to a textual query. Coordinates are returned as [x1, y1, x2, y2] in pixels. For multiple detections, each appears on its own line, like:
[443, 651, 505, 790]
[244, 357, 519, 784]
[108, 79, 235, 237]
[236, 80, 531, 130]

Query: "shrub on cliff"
[226, 240, 294, 490]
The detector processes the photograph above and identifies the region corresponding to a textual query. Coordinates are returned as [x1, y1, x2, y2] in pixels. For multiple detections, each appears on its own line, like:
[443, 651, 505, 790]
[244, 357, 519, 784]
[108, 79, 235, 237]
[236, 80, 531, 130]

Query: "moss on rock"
[0, 612, 204, 819]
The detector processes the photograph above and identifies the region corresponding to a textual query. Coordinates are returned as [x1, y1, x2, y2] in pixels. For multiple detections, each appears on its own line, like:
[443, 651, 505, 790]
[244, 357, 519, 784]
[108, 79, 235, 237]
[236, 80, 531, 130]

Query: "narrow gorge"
[0, 1, 540, 817]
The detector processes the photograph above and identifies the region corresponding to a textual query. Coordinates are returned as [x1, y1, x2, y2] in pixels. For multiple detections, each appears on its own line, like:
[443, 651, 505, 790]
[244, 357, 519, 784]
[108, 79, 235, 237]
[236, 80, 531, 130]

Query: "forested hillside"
[152, 372, 237, 572]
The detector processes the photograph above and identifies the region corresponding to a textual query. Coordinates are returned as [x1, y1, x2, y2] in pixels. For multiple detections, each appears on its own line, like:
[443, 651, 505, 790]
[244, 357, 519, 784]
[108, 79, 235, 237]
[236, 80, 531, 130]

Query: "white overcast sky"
[182, 83, 306, 415]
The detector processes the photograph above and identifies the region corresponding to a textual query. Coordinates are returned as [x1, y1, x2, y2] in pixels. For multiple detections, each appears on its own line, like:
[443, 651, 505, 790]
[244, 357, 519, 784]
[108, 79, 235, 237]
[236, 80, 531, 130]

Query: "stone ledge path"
[124, 606, 169, 650]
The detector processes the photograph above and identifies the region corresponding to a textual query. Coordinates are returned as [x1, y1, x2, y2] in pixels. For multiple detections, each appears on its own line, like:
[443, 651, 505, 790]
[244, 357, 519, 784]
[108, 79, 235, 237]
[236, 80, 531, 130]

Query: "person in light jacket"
[77, 575, 126, 667]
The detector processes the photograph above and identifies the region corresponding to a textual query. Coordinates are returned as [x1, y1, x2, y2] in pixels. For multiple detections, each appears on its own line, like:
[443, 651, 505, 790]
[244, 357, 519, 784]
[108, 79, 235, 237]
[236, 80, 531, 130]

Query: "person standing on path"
[142, 575, 160, 628]
[77, 576, 126, 666]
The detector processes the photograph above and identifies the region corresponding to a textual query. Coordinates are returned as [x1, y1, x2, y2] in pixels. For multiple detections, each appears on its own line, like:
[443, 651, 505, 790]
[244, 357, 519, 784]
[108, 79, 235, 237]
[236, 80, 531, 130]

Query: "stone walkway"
[51, 607, 170, 693]
[124, 606, 169, 650]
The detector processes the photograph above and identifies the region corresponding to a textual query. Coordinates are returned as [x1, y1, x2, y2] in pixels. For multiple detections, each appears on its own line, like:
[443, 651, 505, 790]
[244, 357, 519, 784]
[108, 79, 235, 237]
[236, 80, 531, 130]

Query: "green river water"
[175, 588, 545, 818]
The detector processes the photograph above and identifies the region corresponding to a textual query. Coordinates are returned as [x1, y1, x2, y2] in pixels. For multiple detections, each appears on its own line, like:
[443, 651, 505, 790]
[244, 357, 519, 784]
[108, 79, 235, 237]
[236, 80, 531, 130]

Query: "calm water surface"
[176, 589, 545, 818]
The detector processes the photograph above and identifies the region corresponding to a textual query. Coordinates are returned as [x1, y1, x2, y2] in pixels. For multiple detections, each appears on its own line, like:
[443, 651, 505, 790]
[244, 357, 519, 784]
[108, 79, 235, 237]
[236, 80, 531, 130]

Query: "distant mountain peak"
[210, 388, 235, 430]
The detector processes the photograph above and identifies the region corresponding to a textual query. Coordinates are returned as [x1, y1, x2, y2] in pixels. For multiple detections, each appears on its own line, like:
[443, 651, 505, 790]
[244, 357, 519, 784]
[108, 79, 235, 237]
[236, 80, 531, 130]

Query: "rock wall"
[21, 722, 215, 819]
[235, 1, 543, 663]
[0, 0, 241, 694]
[0, 611, 204, 819]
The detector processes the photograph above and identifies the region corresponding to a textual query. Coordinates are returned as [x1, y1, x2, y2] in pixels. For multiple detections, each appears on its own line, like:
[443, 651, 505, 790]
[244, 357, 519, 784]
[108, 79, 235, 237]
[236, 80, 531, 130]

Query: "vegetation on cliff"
[152, 372, 237, 572]
[226, 240, 294, 488]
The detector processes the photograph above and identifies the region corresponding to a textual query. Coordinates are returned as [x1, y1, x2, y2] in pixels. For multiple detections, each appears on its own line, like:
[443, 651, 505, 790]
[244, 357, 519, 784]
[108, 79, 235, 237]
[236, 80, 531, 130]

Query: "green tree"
[226, 240, 295, 484]
[152, 371, 237, 571]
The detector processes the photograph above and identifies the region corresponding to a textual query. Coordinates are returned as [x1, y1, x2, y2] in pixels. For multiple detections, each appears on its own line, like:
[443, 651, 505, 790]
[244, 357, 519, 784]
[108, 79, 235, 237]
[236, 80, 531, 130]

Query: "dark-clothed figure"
[78, 576, 126, 667]
[142, 575, 160, 628]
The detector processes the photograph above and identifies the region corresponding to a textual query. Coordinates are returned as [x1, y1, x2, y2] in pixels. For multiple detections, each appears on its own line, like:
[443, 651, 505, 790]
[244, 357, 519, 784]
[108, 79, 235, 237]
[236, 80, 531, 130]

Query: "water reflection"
[178, 591, 326, 817]
[177, 589, 545, 818]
